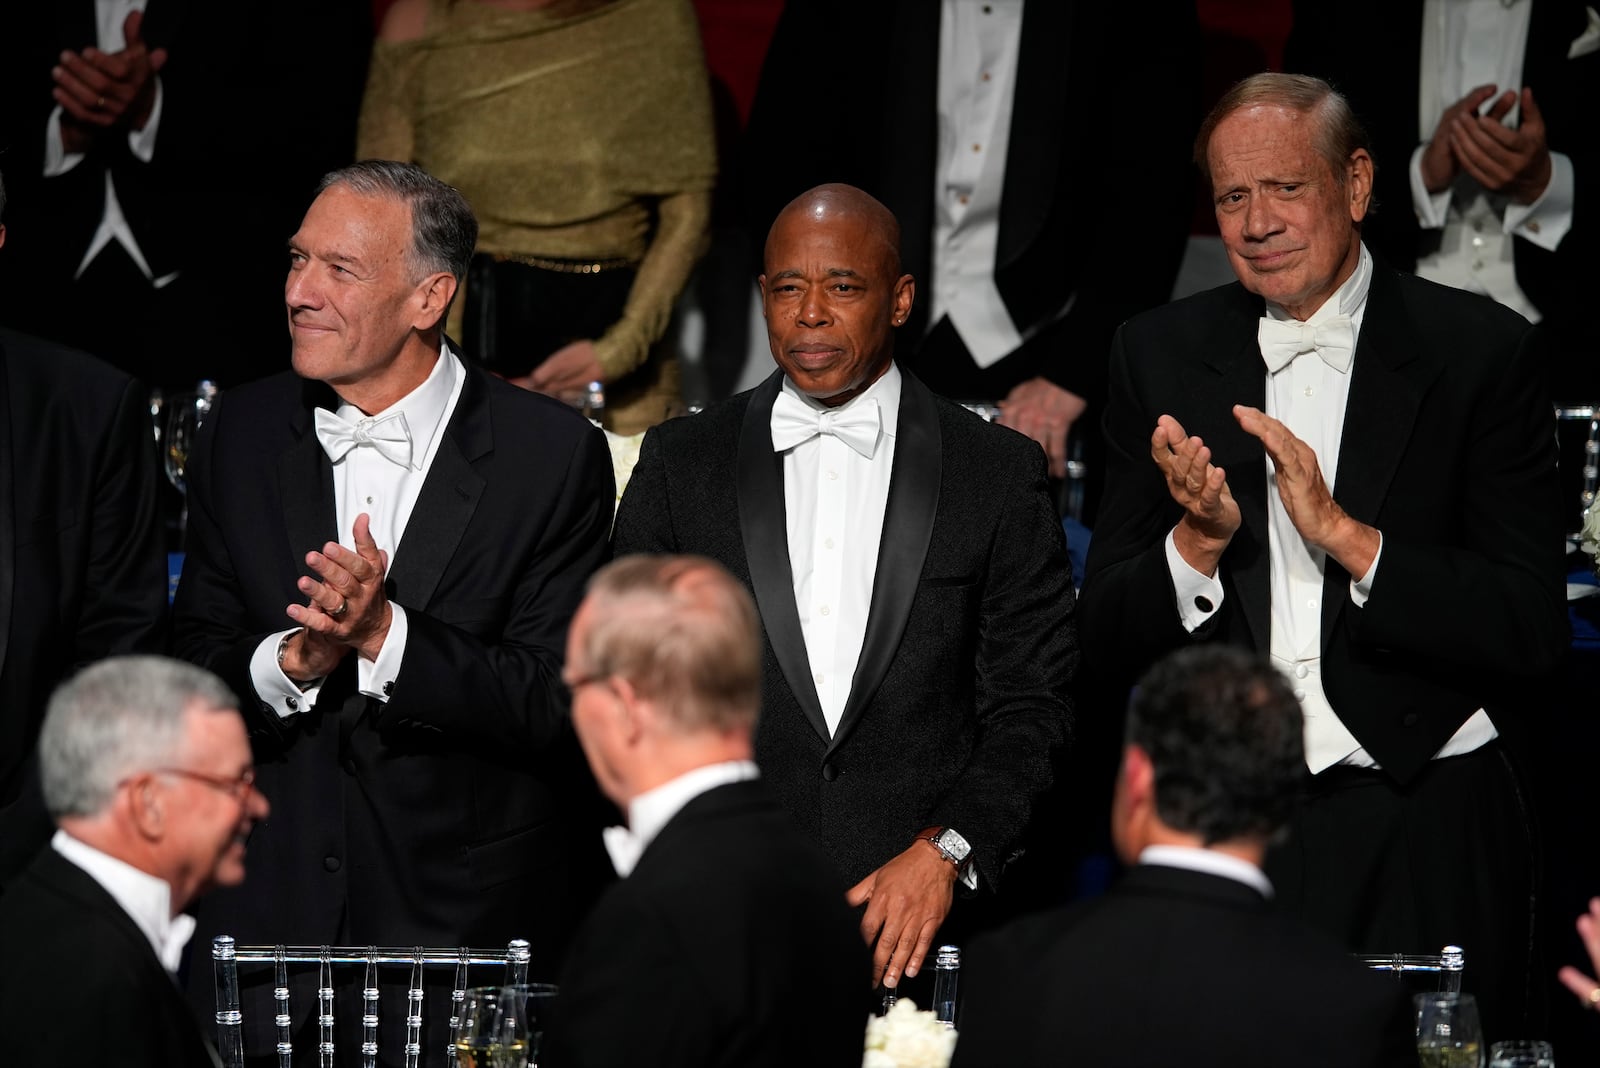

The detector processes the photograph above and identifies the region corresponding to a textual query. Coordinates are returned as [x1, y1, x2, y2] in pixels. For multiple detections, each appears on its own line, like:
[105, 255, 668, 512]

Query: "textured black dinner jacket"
[0, 847, 218, 1068]
[545, 779, 870, 1068]
[1080, 266, 1567, 784]
[612, 368, 1075, 891]
[950, 863, 1414, 1068]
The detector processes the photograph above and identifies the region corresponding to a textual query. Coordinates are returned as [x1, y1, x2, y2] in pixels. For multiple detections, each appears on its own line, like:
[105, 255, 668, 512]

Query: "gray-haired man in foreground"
[0, 656, 267, 1067]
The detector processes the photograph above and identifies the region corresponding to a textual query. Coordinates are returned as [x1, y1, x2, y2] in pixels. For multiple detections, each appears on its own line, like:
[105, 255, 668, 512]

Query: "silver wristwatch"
[919, 826, 972, 868]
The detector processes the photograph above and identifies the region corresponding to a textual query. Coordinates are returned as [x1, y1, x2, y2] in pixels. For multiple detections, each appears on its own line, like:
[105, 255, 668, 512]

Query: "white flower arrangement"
[1581, 503, 1600, 579]
[602, 429, 646, 514]
[862, 999, 957, 1068]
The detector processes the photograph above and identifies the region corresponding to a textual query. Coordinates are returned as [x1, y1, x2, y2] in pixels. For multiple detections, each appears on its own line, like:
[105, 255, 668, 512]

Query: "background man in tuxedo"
[172, 161, 614, 1043]
[952, 645, 1412, 1068]
[613, 183, 1075, 993]
[0, 656, 268, 1067]
[545, 554, 868, 1067]
[0, 169, 169, 889]
[1286, 0, 1598, 400]
[743, 1, 1200, 510]
[1079, 73, 1567, 1040]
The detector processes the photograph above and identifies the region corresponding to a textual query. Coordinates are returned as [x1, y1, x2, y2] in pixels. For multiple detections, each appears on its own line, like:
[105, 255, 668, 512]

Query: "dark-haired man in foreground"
[953, 646, 1412, 1068]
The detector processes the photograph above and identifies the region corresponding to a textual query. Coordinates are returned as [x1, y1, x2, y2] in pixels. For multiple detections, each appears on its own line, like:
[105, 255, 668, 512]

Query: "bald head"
[759, 183, 915, 407]
[766, 183, 902, 276]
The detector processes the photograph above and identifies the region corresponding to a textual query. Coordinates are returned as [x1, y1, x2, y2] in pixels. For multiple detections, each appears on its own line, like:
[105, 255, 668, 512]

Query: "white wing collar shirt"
[601, 760, 761, 878]
[249, 343, 467, 717]
[1410, 0, 1575, 320]
[773, 363, 901, 738]
[43, 0, 175, 288]
[1164, 245, 1498, 771]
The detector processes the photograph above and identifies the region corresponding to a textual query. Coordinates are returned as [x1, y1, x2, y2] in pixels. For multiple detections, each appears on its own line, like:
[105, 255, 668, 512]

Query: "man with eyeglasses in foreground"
[0, 656, 267, 1067]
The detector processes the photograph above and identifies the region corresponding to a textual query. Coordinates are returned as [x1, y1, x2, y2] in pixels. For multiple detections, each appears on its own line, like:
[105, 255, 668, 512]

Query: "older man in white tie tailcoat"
[1079, 73, 1567, 1042]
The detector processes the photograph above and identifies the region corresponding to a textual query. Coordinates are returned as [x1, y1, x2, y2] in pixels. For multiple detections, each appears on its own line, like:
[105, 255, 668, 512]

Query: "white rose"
[1582, 503, 1600, 558]
[603, 429, 646, 513]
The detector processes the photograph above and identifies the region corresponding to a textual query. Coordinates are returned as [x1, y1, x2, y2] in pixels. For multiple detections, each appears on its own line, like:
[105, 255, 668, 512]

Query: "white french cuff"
[250, 628, 326, 720]
[1165, 528, 1225, 632]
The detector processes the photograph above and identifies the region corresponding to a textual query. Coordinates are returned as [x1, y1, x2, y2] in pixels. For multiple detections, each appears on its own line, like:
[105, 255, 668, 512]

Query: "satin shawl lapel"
[830, 371, 941, 755]
[738, 373, 830, 743]
[278, 381, 339, 580]
[1196, 287, 1273, 649]
[1320, 267, 1428, 643]
[0, 345, 15, 674]
[386, 366, 489, 610]
[997, 0, 1071, 270]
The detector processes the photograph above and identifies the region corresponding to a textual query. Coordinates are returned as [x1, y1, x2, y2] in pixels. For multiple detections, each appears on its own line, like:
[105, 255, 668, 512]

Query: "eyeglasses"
[564, 672, 611, 693]
[150, 766, 258, 802]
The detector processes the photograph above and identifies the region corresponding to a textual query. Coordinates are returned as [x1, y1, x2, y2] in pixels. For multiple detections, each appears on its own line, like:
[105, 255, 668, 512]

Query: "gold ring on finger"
[1588, 986, 1600, 1008]
[329, 598, 349, 618]
[97, 96, 106, 109]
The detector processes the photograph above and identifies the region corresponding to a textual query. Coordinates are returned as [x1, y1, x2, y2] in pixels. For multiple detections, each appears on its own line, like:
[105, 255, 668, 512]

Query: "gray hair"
[315, 160, 478, 284]
[39, 657, 239, 819]
[1195, 72, 1376, 192]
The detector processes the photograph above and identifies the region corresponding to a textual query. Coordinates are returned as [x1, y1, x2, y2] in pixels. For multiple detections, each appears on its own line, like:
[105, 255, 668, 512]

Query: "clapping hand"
[283, 513, 393, 676]
[52, 11, 167, 153]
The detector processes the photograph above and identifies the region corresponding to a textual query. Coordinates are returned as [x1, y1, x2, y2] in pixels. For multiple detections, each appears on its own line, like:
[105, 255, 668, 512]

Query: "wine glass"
[507, 983, 558, 1067]
[1416, 992, 1486, 1067]
[455, 986, 530, 1068]
[164, 381, 219, 495]
[1489, 1040, 1555, 1068]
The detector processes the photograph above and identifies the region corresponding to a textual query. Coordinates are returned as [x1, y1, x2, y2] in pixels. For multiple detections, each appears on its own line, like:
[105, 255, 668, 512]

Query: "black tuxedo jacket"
[611, 369, 1074, 891]
[171, 359, 614, 959]
[1080, 267, 1567, 784]
[0, 848, 217, 1068]
[1286, 0, 1600, 396]
[0, 329, 168, 884]
[950, 864, 1413, 1068]
[544, 780, 870, 1068]
[743, 1, 1198, 401]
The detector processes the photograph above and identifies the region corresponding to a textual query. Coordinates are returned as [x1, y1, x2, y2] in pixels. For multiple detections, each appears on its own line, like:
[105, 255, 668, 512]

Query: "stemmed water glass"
[1416, 992, 1486, 1067]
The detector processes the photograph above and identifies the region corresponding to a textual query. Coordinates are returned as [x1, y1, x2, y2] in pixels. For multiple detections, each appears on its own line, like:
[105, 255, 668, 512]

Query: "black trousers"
[1264, 741, 1541, 1045]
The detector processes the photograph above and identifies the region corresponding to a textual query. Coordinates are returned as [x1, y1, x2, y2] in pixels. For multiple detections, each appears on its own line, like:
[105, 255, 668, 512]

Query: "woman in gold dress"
[358, 0, 716, 435]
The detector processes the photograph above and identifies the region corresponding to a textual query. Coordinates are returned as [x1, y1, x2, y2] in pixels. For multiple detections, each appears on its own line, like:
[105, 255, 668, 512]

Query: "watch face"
[937, 828, 972, 862]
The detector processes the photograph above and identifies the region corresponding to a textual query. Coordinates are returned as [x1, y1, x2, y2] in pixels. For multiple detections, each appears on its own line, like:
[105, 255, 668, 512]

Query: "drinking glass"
[1416, 992, 1485, 1068]
[454, 986, 530, 1068]
[508, 984, 558, 1067]
[1489, 1039, 1555, 1068]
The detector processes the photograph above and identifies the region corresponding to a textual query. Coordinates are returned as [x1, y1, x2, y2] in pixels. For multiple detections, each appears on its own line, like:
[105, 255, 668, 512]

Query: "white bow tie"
[314, 408, 414, 468]
[602, 825, 644, 878]
[769, 391, 881, 458]
[1257, 315, 1355, 374]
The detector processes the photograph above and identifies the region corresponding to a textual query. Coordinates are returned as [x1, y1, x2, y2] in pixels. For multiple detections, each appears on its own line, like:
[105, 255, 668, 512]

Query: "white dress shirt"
[930, 0, 1031, 370]
[52, 829, 195, 973]
[1166, 245, 1495, 771]
[1139, 844, 1275, 899]
[250, 344, 466, 718]
[44, 0, 173, 286]
[601, 760, 760, 877]
[778, 365, 901, 737]
[1409, 0, 1575, 320]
